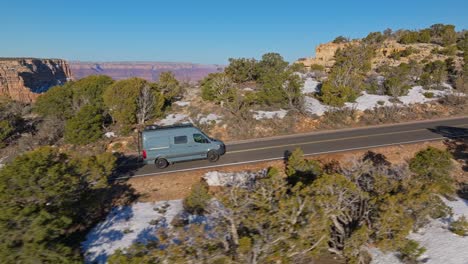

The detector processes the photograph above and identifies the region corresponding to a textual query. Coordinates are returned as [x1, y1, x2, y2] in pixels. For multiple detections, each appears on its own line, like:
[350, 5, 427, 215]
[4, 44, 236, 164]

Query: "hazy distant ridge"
[70, 61, 223, 83]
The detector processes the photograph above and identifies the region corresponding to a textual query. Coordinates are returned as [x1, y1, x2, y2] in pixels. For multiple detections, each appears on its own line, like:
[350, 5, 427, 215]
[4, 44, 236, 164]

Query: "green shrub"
[399, 31, 420, 44]
[286, 148, 323, 185]
[0, 147, 117, 262]
[439, 45, 458, 56]
[450, 216, 468, 236]
[399, 239, 426, 262]
[158, 71, 182, 102]
[224, 58, 258, 83]
[64, 105, 104, 145]
[34, 84, 74, 120]
[409, 147, 455, 195]
[423, 92, 434, 98]
[320, 81, 357, 106]
[389, 47, 419, 60]
[0, 120, 13, 147]
[418, 29, 431, 43]
[333, 36, 349, 44]
[183, 181, 212, 215]
[420, 60, 448, 88]
[309, 64, 325, 71]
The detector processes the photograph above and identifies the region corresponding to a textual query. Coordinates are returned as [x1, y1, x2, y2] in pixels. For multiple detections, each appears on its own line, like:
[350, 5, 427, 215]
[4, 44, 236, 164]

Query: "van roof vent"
[144, 123, 194, 131]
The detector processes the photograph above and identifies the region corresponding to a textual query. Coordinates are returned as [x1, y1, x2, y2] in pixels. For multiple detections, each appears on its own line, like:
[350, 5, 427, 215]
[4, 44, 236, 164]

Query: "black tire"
[155, 158, 169, 169]
[207, 150, 220, 162]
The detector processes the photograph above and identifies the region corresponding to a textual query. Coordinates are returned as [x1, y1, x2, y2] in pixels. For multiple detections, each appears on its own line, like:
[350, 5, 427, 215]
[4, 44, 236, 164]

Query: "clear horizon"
[2, 0, 467, 64]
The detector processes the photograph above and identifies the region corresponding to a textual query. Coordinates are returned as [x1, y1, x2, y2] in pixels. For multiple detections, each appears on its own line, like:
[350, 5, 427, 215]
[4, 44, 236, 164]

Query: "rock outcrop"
[298, 40, 460, 70]
[70, 61, 222, 83]
[298, 42, 355, 68]
[0, 58, 72, 102]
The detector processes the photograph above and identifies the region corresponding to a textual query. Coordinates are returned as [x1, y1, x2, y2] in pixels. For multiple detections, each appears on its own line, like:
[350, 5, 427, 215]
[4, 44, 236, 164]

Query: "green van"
[140, 124, 226, 168]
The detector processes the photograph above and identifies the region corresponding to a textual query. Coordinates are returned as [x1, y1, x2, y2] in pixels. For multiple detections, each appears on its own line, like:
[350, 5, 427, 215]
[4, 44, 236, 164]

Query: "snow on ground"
[304, 96, 330, 116]
[198, 113, 222, 124]
[303, 85, 458, 117]
[203, 170, 266, 187]
[371, 197, 468, 264]
[104, 132, 116, 138]
[252, 109, 288, 120]
[82, 200, 183, 264]
[368, 248, 402, 264]
[156, 113, 190, 126]
[398, 86, 452, 105]
[344, 92, 393, 111]
[173, 101, 190, 107]
[302, 78, 320, 94]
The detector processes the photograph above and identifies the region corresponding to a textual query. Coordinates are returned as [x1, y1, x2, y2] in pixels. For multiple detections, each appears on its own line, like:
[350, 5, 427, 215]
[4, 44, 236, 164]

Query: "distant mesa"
[0, 58, 223, 103]
[0, 58, 72, 103]
[69, 61, 224, 83]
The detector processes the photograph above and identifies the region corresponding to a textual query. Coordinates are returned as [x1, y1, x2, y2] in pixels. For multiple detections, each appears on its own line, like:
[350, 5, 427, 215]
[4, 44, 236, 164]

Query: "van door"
[190, 133, 211, 156]
[169, 135, 193, 160]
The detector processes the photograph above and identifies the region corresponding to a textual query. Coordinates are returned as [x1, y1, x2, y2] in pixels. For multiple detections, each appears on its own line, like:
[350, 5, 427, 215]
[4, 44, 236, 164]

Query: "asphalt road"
[116, 117, 468, 179]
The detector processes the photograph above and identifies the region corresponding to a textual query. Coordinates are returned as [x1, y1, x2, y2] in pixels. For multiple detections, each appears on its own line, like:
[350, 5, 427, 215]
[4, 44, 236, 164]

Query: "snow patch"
[252, 109, 288, 120]
[302, 78, 320, 94]
[156, 114, 190, 126]
[104, 132, 116, 138]
[304, 96, 329, 116]
[371, 197, 468, 264]
[203, 170, 265, 187]
[302, 85, 459, 117]
[344, 92, 393, 111]
[82, 200, 183, 264]
[173, 101, 190, 107]
[198, 113, 222, 124]
[398, 86, 451, 105]
[368, 248, 401, 264]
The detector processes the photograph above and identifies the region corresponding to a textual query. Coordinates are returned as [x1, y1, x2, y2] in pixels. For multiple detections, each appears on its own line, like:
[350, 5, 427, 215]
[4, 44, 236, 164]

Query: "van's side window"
[193, 133, 209, 144]
[174, 136, 188, 144]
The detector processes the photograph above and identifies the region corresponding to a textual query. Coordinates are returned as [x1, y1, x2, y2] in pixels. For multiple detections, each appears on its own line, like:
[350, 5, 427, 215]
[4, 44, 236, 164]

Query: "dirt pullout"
[128, 141, 464, 202]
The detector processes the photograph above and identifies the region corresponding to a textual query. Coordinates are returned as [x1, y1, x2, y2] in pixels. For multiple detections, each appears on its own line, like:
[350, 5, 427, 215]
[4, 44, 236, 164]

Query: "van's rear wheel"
[207, 150, 220, 162]
[155, 158, 169, 169]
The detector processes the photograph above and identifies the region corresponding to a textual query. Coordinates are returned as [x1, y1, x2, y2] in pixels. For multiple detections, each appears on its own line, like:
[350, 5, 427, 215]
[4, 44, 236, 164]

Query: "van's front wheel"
[207, 150, 220, 162]
[155, 158, 169, 169]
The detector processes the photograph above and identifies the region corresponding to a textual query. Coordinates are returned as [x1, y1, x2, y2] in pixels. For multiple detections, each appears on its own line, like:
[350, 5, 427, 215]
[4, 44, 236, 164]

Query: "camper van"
[140, 124, 226, 168]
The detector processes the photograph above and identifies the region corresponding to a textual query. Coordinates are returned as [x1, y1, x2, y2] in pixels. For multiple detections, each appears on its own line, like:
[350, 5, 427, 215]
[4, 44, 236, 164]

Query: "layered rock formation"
[0, 58, 72, 102]
[298, 42, 354, 68]
[298, 40, 459, 70]
[70, 61, 223, 83]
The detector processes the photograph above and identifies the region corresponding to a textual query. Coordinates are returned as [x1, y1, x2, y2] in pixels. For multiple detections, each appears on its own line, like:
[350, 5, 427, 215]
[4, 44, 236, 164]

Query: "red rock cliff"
[0, 58, 72, 102]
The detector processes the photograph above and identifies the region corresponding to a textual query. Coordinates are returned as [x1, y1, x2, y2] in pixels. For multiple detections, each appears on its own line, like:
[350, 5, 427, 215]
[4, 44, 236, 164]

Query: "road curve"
[116, 117, 468, 179]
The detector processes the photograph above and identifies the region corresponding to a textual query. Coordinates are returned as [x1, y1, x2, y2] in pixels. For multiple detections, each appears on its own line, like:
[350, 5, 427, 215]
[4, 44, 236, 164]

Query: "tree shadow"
[428, 126, 468, 139]
[112, 153, 146, 179]
[428, 126, 467, 173]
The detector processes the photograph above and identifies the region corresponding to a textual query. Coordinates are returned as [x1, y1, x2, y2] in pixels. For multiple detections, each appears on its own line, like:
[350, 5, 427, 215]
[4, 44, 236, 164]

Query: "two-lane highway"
[116, 117, 468, 179]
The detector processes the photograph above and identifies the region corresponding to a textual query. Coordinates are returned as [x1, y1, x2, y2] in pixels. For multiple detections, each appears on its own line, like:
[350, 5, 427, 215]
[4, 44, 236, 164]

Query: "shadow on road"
[112, 154, 146, 180]
[428, 126, 468, 139]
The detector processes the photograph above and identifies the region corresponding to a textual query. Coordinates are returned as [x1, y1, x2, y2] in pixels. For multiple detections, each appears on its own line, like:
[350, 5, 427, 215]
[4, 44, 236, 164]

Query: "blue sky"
[1, 0, 467, 64]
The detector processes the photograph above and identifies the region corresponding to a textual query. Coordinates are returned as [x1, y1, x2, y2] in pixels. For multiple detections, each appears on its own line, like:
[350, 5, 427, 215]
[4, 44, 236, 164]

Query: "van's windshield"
[201, 132, 215, 141]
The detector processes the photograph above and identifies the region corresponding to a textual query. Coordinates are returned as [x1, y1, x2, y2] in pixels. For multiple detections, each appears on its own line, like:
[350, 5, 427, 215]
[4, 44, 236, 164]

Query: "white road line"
[115, 136, 448, 180]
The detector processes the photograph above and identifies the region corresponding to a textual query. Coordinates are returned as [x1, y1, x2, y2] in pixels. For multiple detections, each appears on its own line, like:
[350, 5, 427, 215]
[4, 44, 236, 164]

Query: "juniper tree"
[64, 105, 104, 145]
[0, 147, 117, 263]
